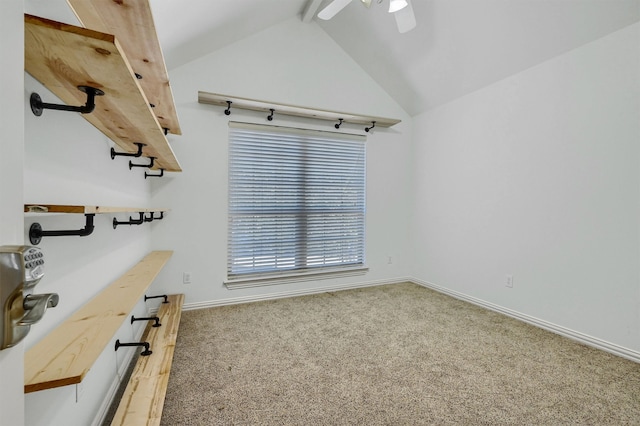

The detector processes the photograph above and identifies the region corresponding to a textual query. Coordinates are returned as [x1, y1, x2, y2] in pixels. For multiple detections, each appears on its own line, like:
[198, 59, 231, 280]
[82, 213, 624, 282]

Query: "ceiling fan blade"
[394, 0, 416, 33]
[318, 0, 353, 20]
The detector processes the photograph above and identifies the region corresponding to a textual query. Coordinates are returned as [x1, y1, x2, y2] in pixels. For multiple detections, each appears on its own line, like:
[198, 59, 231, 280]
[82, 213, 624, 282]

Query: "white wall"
[150, 18, 413, 306]
[0, 2, 26, 425]
[411, 23, 640, 353]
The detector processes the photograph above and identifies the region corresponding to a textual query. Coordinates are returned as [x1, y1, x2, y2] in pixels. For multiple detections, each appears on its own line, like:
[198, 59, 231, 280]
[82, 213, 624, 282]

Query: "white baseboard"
[183, 277, 414, 311]
[410, 277, 640, 364]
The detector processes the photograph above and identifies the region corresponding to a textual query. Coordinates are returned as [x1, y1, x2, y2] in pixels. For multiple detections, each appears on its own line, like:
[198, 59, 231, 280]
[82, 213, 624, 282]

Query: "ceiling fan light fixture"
[388, 0, 408, 13]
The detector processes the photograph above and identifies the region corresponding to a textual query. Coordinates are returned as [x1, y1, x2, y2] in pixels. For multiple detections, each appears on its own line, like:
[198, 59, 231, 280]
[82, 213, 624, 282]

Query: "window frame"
[225, 121, 368, 286]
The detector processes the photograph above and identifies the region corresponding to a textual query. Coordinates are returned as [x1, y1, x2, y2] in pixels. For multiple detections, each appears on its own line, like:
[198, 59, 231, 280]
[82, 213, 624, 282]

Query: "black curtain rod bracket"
[29, 214, 95, 245]
[114, 339, 152, 356]
[365, 121, 376, 132]
[111, 142, 145, 160]
[30, 85, 104, 116]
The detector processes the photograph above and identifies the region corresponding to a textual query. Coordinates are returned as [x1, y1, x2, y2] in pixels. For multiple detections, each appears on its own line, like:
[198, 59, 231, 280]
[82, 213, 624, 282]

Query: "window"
[227, 122, 366, 282]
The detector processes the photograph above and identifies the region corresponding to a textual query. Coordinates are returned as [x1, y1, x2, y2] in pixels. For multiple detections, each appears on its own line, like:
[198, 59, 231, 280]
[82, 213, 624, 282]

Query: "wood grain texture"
[24, 204, 169, 214]
[24, 251, 174, 393]
[198, 91, 402, 128]
[24, 14, 181, 172]
[67, 0, 182, 135]
[110, 294, 184, 426]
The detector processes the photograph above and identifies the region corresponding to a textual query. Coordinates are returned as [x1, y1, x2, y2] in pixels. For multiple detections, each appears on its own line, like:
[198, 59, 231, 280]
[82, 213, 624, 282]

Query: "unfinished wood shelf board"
[111, 294, 184, 426]
[24, 204, 169, 215]
[24, 14, 181, 172]
[67, 0, 181, 136]
[198, 91, 402, 128]
[24, 251, 173, 393]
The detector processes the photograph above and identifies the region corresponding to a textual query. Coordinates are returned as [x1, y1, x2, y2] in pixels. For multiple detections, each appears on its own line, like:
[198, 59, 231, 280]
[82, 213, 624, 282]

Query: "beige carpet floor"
[161, 282, 640, 425]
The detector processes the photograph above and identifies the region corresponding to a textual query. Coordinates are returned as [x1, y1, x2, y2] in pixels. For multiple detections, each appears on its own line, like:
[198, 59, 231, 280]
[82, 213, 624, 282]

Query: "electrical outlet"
[505, 274, 513, 288]
[183, 272, 192, 284]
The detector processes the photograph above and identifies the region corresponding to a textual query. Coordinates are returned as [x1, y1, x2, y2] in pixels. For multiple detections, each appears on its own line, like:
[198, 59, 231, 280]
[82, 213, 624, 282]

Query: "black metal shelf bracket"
[131, 315, 161, 328]
[29, 214, 95, 245]
[30, 85, 105, 116]
[145, 294, 169, 304]
[144, 211, 164, 221]
[112, 212, 144, 229]
[129, 156, 155, 170]
[111, 142, 145, 160]
[145, 169, 164, 179]
[114, 339, 152, 356]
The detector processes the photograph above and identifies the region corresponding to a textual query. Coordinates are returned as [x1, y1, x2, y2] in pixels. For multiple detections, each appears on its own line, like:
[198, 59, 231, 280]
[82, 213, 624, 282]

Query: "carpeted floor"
[161, 282, 640, 425]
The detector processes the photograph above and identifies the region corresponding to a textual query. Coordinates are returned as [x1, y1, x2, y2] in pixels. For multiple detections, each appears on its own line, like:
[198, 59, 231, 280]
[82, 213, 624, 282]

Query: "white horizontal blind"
[228, 122, 366, 279]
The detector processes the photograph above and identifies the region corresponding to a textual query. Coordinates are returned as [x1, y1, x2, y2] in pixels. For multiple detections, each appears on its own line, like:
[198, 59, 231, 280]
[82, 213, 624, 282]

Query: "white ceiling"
[26, 0, 640, 116]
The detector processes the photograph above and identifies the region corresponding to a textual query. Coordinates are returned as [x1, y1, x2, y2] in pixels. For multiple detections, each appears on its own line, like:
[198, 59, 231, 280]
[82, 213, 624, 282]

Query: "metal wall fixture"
[335, 118, 344, 129]
[111, 142, 145, 160]
[129, 156, 155, 170]
[145, 294, 169, 304]
[267, 108, 275, 121]
[30, 85, 104, 116]
[29, 214, 95, 245]
[224, 101, 232, 116]
[114, 339, 152, 356]
[112, 211, 164, 229]
[145, 169, 164, 179]
[113, 212, 144, 228]
[131, 315, 161, 328]
[365, 121, 376, 132]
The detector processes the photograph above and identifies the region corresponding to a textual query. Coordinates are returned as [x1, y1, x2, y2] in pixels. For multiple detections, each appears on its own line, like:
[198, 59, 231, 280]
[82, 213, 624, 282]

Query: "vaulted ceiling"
[26, 0, 640, 116]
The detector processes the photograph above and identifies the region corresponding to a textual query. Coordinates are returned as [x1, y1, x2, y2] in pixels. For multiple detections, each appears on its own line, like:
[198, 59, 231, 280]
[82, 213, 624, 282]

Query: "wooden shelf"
[24, 251, 173, 393]
[198, 91, 402, 128]
[24, 204, 169, 214]
[111, 294, 184, 426]
[25, 14, 181, 172]
[67, 0, 181, 136]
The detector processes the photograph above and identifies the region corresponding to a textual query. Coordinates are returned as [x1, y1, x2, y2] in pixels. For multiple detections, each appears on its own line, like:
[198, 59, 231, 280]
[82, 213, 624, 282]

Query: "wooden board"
[198, 91, 402, 128]
[24, 14, 181, 172]
[24, 251, 173, 393]
[67, 0, 182, 135]
[110, 294, 184, 426]
[24, 204, 169, 214]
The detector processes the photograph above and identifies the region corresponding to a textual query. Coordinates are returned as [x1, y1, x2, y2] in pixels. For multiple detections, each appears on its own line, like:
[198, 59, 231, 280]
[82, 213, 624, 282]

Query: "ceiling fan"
[318, 0, 416, 33]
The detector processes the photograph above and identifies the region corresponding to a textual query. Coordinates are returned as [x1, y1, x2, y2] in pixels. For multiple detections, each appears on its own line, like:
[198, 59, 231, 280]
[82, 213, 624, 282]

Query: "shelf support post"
[28, 214, 95, 245]
[30, 86, 104, 116]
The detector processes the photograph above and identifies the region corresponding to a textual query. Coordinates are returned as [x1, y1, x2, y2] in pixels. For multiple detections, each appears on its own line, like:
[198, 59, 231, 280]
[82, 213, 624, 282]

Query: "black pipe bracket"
[113, 212, 144, 229]
[145, 294, 169, 304]
[30, 85, 104, 116]
[111, 142, 145, 160]
[114, 339, 152, 356]
[29, 214, 95, 245]
[131, 315, 161, 328]
[145, 169, 164, 179]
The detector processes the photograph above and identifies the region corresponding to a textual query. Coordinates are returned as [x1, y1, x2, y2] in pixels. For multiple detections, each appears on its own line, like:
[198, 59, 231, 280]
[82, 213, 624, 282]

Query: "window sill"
[224, 266, 369, 290]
